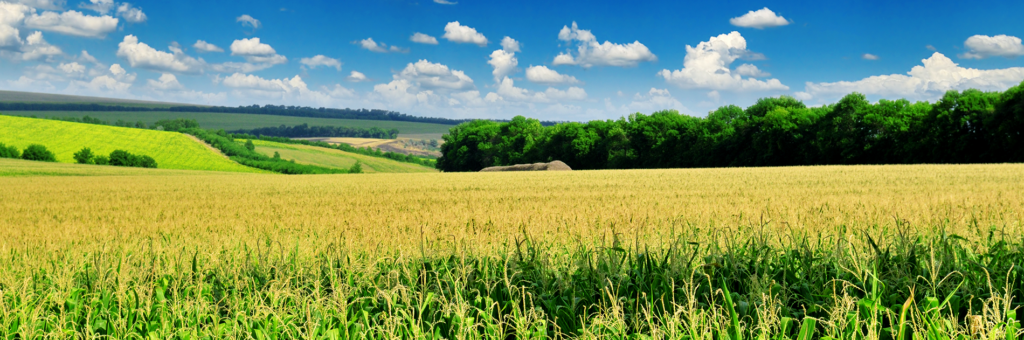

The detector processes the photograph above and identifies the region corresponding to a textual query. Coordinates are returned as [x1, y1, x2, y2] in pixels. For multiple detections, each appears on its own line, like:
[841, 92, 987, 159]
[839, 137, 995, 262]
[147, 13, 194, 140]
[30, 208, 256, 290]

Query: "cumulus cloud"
[553, 21, 656, 68]
[300, 55, 341, 70]
[78, 0, 112, 14]
[410, 32, 438, 45]
[20, 31, 61, 60]
[487, 49, 517, 83]
[370, 60, 476, 109]
[486, 77, 586, 104]
[442, 21, 487, 46]
[24, 9, 118, 38]
[396, 59, 474, 91]
[116, 35, 205, 74]
[236, 14, 259, 31]
[347, 70, 367, 82]
[622, 88, 689, 114]
[67, 74, 132, 96]
[729, 8, 790, 29]
[658, 31, 788, 91]
[0, 24, 22, 48]
[734, 63, 770, 77]
[355, 37, 406, 53]
[525, 65, 579, 85]
[862, 53, 880, 60]
[500, 36, 520, 53]
[59, 61, 84, 74]
[959, 34, 1024, 59]
[229, 37, 286, 64]
[10, 0, 63, 11]
[801, 52, 1024, 102]
[116, 3, 145, 23]
[146, 73, 182, 90]
[193, 40, 223, 53]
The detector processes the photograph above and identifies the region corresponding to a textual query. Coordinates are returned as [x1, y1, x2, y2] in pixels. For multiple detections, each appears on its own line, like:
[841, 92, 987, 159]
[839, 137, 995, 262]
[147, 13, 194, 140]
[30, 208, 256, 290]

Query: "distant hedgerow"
[0, 142, 19, 159]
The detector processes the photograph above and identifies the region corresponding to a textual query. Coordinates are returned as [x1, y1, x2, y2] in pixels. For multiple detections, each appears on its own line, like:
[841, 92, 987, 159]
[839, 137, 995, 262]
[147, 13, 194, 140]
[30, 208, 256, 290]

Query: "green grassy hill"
[0, 115, 263, 173]
[250, 140, 437, 173]
[5, 111, 454, 139]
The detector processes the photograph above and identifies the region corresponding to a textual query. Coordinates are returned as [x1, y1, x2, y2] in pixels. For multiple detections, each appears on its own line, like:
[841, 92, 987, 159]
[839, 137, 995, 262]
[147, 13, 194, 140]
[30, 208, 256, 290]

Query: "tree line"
[231, 123, 399, 139]
[437, 83, 1024, 172]
[231, 133, 437, 167]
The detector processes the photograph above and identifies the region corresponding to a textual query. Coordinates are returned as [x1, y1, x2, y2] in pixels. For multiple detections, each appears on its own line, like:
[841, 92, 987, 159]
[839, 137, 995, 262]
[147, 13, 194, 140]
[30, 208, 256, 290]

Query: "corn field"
[1, 163, 1022, 339]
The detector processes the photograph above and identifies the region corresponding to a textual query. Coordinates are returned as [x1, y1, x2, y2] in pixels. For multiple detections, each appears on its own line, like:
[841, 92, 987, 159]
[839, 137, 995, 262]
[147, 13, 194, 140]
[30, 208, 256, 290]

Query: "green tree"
[273, 151, 281, 159]
[348, 161, 363, 174]
[21, 144, 56, 162]
[73, 147, 94, 164]
[93, 156, 109, 165]
[245, 139, 256, 151]
[0, 142, 20, 159]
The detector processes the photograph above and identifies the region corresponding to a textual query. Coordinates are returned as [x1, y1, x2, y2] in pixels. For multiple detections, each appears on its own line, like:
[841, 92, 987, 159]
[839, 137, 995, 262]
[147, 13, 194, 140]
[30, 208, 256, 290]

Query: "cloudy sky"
[2, 0, 1024, 121]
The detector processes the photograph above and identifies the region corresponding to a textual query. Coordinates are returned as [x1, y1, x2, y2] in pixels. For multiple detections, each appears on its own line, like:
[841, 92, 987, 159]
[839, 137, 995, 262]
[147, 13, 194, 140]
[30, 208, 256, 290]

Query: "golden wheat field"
[2, 162, 1023, 338]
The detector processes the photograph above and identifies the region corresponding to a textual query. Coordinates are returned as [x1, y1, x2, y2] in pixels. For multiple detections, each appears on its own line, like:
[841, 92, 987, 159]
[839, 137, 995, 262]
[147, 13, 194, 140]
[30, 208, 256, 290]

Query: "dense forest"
[437, 83, 1024, 172]
[231, 124, 399, 139]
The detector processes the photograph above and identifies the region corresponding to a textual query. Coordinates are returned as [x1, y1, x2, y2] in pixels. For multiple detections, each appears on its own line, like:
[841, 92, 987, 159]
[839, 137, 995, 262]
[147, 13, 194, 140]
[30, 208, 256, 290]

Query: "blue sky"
[2, 0, 1024, 121]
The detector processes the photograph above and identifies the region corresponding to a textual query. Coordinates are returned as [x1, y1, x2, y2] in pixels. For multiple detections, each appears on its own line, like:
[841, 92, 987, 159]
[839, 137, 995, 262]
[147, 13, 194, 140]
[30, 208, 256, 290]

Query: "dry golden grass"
[2, 163, 1021, 256]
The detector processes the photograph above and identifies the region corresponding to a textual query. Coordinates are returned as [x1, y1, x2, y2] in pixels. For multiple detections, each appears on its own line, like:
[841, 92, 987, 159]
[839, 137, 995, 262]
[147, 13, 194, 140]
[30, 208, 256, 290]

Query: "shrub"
[73, 147, 94, 164]
[349, 161, 362, 174]
[0, 142, 19, 159]
[93, 156, 109, 165]
[245, 139, 255, 151]
[21, 144, 56, 162]
[108, 150, 158, 168]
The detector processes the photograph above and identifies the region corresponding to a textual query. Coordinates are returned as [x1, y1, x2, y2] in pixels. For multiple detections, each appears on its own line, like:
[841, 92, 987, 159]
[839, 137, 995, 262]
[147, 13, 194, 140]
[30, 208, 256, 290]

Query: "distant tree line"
[1, 103, 564, 126]
[231, 133, 437, 167]
[231, 123, 399, 139]
[437, 83, 1024, 172]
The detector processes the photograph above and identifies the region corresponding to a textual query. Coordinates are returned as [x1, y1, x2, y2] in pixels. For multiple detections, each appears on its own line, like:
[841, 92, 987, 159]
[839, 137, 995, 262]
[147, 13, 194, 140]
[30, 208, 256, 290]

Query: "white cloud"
[487, 49, 517, 83]
[193, 40, 223, 53]
[236, 14, 259, 30]
[116, 3, 145, 23]
[208, 62, 274, 73]
[525, 65, 579, 85]
[116, 35, 205, 74]
[735, 63, 770, 77]
[442, 21, 487, 46]
[0, 2, 30, 26]
[77, 50, 98, 64]
[229, 37, 286, 65]
[926, 45, 937, 51]
[434, 0, 456, 4]
[59, 61, 84, 74]
[146, 73, 182, 90]
[78, 0, 112, 14]
[223, 73, 309, 93]
[410, 32, 438, 45]
[395, 59, 475, 91]
[658, 31, 788, 91]
[802, 52, 1024, 102]
[20, 31, 61, 60]
[554, 22, 656, 67]
[108, 63, 125, 76]
[300, 55, 341, 70]
[356, 37, 406, 53]
[0, 24, 21, 47]
[862, 53, 879, 60]
[24, 10, 118, 38]
[489, 77, 586, 104]
[729, 8, 790, 29]
[959, 34, 1024, 59]
[10, 0, 63, 11]
[347, 70, 367, 82]
[500, 36, 520, 52]
[622, 88, 689, 114]
[67, 74, 132, 95]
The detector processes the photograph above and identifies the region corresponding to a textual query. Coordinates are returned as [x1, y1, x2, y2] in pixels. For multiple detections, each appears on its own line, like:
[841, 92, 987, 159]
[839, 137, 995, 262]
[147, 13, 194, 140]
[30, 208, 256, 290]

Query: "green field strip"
[250, 139, 437, 173]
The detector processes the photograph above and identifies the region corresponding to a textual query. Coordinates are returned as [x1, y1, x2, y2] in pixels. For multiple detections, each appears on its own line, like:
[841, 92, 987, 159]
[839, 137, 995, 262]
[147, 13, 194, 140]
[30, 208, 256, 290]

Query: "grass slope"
[0, 115, 263, 173]
[250, 139, 437, 173]
[0, 158, 253, 177]
[5, 111, 454, 139]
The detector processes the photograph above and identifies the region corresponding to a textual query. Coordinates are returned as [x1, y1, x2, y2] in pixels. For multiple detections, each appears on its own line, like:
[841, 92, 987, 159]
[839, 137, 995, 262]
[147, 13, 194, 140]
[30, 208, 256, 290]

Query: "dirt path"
[184, 134, 232, 160]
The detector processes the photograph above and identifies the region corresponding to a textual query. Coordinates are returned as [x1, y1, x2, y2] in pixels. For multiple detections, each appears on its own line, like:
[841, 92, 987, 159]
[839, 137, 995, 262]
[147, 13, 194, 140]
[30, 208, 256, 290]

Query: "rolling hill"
[0, 115, 263, 173]
[249, 139, 437, 173]
[0, 90, 185, 108]
[4, 110, 454, 140]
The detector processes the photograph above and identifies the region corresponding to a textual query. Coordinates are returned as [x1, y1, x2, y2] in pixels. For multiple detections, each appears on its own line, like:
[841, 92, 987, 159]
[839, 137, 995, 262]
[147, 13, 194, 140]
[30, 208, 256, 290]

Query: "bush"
[21, 144, 56, 162]
[0, 142, 20, 159]
[93, 156, 109, 165]
[73, 147, 94, 164]
[108, 150, 158, 168]
[245, 139, 255, 151]
[349, 161, 362, 174]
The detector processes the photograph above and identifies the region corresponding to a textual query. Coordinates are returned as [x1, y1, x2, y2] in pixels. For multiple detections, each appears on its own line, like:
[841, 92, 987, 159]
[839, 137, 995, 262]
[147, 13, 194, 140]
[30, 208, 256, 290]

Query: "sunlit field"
[1, 163, 1022, 338]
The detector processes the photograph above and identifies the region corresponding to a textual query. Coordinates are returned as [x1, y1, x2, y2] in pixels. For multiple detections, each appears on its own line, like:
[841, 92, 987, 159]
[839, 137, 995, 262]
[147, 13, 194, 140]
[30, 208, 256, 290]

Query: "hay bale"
[480, 160, 573, 172]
